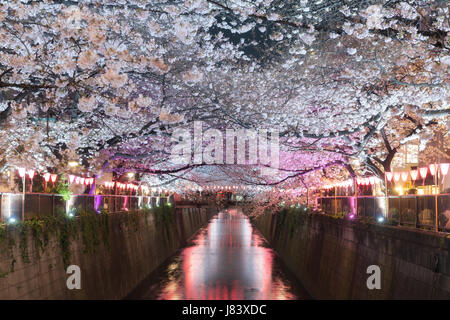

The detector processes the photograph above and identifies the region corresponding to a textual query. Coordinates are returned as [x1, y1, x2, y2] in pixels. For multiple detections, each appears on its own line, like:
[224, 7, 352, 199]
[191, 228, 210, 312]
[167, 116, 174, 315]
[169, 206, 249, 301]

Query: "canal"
[129, 208, 310, 300]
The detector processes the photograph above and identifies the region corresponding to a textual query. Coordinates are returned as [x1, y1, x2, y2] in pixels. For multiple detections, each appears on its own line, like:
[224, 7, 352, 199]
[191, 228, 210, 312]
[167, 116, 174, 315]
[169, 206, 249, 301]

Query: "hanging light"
[419, 167, 428, 179]
[429, 164, 437, 176]
[50, 174, 57, 184]
[369, 177, 376, 185]
[43, 173, 51, 182]
[75, 176, 80, 184]
[401, 172, 409, 182]
[18, 167, 26, 178]
[410, 170, 418, 181]
[27, 169, 35, 180]
[393, 172, 401, 182]
[440, 163, 449, 176]
[69, 175, 75, 184]
[385, 172, 393, 182]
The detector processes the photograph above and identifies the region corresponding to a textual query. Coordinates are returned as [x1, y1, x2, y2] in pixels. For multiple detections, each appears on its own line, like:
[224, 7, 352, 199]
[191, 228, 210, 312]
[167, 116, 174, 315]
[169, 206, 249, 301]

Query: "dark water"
[132, 208, 310, 300]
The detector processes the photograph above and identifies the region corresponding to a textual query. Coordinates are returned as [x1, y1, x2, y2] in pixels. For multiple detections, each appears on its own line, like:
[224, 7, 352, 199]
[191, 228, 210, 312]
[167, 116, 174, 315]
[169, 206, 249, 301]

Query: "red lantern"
[80, 177, 85, 185]
[69, 175, 75, 184]
[43, 173, 51, 182]
[50, 174, 57, 183]
[369, 177, 376, 185]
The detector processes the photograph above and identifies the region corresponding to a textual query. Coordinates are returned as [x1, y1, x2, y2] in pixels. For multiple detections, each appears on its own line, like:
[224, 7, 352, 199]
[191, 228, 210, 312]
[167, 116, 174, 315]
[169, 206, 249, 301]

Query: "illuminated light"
[385, 172, 393, 182]
[69, 175, 75, 183]
[50, 174, 57, 183]
[401, 172, 409, 182]
[395, 186, 404, 195]
[419, 167, 428, 179]
[393, 172, 401, 182]
[80, 178, 85, 185]
[68, 212, 74, 218]
[43, 173, 51, 182]
[27, 169, 35, 180]
[84, 178, 90, 185]
[410, 170, 418, 181]
[349, 214, 355, 219]
[18, 167, 26, 178]
[127, 172, 134, 178]
[369, 177, 376, 185]
[440, 163, 449, 176]
[429, 164, 437, 176]
[7, 217, 17, 224]
[68, 161, 79, 167]
[377, 216, 385, 223]
[364, 178, 370, 186]
[417, 189, 424, 195]
[75, 177, 80, 184]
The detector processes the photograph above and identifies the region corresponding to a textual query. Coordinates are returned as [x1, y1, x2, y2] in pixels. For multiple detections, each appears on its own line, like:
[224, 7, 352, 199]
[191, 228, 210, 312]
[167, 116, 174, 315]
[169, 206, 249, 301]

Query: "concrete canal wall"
[0, 207, 215, 299]
[254, 211, 450, 299]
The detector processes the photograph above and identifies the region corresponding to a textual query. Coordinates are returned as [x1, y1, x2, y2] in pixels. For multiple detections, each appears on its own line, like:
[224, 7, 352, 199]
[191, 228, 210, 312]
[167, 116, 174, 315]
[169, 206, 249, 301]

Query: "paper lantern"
[401, 172, 408, 182]
[18, 167, 26, 178]
[385, 172, 393, 182]
[75, 176, 80, 184]
[69, 175, 75, 183]
[27, 169, 35, 180]
[393, 172, 401, 182]
[80, 178, 85, 184]
[50, 174, 57, 183]
[429, 164, 437, 176]
[440, 163, 449, 176]
[419, 167, 428, 179]
[410, 170, 418, 181]
[43, 173, 51, 182]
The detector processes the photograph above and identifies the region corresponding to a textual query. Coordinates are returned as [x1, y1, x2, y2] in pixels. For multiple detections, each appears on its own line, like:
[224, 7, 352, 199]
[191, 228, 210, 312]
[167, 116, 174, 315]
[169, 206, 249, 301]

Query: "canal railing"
[0, 193, 174, 222]
[318, 194, 450, 232]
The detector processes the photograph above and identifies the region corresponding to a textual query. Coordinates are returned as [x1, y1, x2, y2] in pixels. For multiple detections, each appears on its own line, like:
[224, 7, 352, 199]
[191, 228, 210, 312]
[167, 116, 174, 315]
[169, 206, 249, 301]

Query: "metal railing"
[318, 194, 450, 232]
[0, 193, 174, 222]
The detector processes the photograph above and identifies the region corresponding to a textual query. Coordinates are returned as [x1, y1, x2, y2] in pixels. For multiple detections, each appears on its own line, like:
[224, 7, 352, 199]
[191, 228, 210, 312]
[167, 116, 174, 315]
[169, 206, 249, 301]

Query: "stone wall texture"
[0, 207, 214, 299]
[253, 212, 450, 299]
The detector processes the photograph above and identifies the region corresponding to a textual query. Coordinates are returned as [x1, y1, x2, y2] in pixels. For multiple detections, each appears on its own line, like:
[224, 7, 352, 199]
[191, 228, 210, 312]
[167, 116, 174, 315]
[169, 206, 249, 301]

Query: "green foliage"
[277, 206, 308, 238]
[55, 181, 71, 201]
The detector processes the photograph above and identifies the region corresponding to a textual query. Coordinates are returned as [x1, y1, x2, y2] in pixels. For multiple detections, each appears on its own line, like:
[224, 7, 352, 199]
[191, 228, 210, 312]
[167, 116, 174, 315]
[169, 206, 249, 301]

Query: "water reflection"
[137, 208, 309, 300]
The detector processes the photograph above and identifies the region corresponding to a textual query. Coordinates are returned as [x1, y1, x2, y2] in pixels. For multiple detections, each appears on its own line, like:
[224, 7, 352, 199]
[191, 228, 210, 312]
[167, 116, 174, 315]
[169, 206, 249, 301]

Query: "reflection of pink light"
[349, 214, 355, 219]
[123, 196, 128, 210]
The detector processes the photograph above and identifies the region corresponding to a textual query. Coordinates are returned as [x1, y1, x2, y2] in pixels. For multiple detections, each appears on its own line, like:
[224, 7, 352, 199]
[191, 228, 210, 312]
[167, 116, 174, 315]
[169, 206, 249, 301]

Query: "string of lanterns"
[385, 163, 449, 184]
